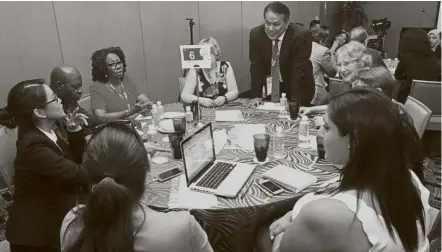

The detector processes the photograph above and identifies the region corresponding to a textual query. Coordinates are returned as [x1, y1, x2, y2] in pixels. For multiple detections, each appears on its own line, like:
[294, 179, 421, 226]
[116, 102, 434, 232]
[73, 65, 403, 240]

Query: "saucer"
[253, 157, 270, 164]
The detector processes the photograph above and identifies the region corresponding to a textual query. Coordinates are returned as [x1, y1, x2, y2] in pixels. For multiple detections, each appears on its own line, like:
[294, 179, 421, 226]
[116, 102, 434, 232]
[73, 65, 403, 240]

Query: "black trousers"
[10, 244, 59, 252]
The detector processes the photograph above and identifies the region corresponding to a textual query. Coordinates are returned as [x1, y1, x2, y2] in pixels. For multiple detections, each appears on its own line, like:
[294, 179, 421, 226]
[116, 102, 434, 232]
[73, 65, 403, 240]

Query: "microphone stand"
[183, 18, 195, 77]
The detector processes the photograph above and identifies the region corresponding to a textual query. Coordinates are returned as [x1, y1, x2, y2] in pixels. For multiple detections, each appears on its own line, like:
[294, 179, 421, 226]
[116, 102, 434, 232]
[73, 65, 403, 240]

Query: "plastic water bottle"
[279, 93, 288, 118]
[273, 126, 285, 159]
[151, 104, 159, 129]
[146, 124, 157, 143]
[185, 106, 194, 135]
[298, 116, 311, 149]
[156, 101, 164, 119]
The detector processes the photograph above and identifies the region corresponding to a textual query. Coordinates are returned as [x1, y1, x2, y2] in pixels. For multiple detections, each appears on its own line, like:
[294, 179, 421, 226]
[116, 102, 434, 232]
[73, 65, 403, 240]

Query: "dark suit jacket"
[367, 48, 386, 68]
[6, 126, 88, 248]
[249, 23, 315, 105]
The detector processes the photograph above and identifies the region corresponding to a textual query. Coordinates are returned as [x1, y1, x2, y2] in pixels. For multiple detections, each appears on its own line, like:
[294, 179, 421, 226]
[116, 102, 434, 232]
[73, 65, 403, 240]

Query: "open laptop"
[180, 123, 256, 198]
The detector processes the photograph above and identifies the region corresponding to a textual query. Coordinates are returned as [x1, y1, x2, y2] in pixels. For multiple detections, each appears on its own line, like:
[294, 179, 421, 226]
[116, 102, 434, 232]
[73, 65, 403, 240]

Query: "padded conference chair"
[410, 80, 441, 131]
[404, 96, 432, 138]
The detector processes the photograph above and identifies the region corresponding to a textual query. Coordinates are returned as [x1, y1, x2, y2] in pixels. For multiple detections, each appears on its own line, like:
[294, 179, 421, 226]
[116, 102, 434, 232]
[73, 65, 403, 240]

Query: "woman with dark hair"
[259, 89, 431, 252]
[321, 30, 349, 78]
[90, 46, 152, 122]
[395, 28, 441, 103]
[0, 79, 88, 252]
[60, 122, 213, 252]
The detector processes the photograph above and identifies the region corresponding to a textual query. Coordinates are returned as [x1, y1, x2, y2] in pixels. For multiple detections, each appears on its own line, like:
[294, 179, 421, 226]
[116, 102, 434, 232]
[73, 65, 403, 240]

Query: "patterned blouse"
[196, 61, 229, 99]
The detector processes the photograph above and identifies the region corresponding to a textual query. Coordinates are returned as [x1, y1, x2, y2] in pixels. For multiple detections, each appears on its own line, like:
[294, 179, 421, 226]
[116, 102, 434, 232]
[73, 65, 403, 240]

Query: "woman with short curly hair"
[90, 46, 152, 122]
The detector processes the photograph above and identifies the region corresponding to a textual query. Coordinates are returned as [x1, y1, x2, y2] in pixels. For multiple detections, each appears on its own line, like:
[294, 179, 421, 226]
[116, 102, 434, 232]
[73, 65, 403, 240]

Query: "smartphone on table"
[156, 168, 184, 182]
[257, 179, 284, 195]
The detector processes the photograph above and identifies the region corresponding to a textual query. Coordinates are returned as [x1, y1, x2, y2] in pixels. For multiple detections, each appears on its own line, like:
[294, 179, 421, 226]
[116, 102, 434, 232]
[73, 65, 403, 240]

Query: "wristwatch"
[222, 95, 228, 103]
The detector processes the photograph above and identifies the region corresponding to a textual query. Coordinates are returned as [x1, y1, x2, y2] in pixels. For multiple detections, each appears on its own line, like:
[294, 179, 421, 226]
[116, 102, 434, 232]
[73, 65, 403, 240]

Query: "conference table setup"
[136, 98, 341, 252]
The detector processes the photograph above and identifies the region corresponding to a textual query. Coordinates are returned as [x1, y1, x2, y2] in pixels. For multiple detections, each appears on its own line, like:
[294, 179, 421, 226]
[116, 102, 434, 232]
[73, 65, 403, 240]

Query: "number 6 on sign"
[180, 45, 212, 69]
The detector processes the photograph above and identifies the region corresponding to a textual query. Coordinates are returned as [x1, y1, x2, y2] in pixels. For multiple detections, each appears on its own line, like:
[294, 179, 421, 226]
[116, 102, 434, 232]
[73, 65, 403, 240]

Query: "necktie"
[271, 39, 280, 102]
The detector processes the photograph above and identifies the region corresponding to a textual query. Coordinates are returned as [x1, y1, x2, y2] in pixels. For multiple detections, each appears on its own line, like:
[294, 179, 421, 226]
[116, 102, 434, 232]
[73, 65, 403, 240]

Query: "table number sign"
[180, 45, 212, 69]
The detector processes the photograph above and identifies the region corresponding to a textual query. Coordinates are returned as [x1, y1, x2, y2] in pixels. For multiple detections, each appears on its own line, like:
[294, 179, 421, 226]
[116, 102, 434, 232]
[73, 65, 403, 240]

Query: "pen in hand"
[240, 178, 254, 199]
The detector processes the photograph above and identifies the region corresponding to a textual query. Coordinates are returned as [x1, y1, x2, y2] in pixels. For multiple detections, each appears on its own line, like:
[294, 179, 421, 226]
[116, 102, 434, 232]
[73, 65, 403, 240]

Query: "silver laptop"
[180, 123, 256, 198]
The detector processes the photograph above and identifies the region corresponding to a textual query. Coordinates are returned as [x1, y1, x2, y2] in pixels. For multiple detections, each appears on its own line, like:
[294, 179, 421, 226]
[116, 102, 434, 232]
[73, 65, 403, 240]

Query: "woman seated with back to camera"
[0, 79, 88, 252]
[60, 122, 213, 252]
[90, 46, 152, 122]
[300, 41, 372, 116]
[258, 89, 431, 252]
[180, 37, 239, 107]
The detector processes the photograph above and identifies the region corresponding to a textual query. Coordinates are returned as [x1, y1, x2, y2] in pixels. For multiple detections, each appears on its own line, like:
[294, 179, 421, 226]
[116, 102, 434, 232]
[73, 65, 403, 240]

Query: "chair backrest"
[328, 77, 350, 96]
[0, 127, 17, 192]
[410, 80, 441, 115]
[404, 96, 432, 138]
[78, 94, 92, 114]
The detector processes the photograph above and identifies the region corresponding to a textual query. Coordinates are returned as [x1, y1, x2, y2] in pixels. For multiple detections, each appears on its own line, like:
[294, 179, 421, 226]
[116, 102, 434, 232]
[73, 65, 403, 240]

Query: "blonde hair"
[335, 41, 372, 68]
[198, 37, 221, 60]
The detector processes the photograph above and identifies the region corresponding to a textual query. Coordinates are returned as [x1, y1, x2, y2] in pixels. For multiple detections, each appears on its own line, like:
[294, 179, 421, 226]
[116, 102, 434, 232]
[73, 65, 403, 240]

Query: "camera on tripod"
[371, 18, 391, 37]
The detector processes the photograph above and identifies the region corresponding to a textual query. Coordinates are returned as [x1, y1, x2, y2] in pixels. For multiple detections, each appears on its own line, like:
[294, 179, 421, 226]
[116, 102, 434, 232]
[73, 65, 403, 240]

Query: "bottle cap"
[276, 126, 283, 132]
[302, 115, 308, 121]
[186, 106, 191, 111]
[157, 101, 162, 105]
[281, 93, 286, 98]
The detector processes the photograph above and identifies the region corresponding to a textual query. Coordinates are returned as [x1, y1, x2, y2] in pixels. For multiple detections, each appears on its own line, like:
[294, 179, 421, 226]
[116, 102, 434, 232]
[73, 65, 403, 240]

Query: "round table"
[141, 98, 339, 252]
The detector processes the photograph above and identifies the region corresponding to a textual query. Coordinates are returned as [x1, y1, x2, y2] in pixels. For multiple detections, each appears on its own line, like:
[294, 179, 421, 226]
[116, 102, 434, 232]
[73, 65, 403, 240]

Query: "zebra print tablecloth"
[141, 99, 340, 252]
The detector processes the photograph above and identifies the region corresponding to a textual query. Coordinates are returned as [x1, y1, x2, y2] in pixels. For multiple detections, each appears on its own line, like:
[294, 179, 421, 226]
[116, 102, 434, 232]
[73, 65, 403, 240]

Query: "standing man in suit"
[249, 1, 314, 106]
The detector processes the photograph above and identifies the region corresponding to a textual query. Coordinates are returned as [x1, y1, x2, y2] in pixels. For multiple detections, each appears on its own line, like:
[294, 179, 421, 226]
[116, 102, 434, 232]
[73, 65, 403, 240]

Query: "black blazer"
[6, 126, 88, 248]
[249, 23, 315, 105]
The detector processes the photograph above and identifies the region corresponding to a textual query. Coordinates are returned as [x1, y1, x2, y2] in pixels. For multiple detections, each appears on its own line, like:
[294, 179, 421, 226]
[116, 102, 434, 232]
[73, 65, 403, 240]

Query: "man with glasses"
[249, 1, 314, 107]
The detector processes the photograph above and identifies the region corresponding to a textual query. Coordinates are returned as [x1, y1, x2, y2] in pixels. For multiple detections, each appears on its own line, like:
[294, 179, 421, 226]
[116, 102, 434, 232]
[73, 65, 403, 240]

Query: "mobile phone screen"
[158, 168, 183, 181]
[261, 181, 282, 192]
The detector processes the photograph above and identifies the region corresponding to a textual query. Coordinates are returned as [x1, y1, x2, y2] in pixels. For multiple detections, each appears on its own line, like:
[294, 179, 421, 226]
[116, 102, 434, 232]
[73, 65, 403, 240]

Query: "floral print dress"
[196, 61, 229, 99]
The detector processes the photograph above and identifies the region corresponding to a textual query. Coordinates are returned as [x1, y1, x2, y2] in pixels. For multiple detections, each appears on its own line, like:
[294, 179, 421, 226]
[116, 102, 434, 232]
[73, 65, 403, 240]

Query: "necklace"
[107, 82, 131, 109]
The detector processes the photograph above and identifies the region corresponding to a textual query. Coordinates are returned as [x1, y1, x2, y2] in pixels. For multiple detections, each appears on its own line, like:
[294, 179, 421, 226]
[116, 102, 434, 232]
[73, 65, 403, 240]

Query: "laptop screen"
[181, 123, 216, 183]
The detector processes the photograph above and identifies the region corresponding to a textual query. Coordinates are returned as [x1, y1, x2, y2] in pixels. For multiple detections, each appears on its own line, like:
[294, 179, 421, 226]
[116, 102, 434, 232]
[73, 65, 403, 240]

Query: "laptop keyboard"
[196, 162, 236, 189]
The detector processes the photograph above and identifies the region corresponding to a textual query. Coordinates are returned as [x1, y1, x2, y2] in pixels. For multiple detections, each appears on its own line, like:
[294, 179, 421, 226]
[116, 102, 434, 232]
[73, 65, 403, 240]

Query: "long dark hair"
[0, 79, 47, 139]
[65, 123, 149, 252]
[328, 88, 425, 251]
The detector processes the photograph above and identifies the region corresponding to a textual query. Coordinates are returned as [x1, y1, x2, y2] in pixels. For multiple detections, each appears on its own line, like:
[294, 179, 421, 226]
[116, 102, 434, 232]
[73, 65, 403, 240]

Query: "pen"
[240, 179, 254, 199]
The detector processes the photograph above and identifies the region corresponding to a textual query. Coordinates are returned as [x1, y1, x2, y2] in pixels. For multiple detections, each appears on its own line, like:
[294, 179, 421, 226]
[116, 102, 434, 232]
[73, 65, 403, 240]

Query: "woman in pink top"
[60, 122, 213, 252]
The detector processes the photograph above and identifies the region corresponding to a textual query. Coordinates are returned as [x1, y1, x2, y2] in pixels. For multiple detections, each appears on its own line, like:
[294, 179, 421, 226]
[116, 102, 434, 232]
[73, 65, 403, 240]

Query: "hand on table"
[199, 97, 214, 107]
[249, 98, 263, 108]
[298, 106, 314, 116]
[214, 96, 227, 107]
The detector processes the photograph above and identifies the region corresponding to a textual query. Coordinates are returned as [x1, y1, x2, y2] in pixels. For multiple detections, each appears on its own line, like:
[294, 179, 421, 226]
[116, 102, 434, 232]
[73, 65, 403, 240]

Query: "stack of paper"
[215, 110, 244, 122]
[263, 165, 317, 193]
[227, 124, 266, 151]
[168, 176, 218, 209]
[256, 102, 285, 111]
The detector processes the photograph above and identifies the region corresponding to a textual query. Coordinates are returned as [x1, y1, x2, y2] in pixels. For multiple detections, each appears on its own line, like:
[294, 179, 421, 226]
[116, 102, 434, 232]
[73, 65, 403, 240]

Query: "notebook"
[262, 165, 317, 193]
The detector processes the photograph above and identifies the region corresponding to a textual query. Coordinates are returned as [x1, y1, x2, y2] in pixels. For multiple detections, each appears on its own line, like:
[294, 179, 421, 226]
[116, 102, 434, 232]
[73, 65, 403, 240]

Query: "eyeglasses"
[106, 61, 123, 69]
[36, 94, 59, 109]
[90, 120, 149, 170]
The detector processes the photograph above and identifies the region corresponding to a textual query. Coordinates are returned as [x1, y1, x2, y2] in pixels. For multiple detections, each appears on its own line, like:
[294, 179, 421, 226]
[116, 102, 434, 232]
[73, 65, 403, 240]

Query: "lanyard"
[108, 82, 131, 109]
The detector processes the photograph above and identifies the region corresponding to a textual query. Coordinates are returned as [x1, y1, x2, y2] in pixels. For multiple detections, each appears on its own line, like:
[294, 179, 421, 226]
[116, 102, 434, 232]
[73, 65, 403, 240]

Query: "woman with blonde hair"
[300, 41, 372, 116]
[180, 37, 239, 107]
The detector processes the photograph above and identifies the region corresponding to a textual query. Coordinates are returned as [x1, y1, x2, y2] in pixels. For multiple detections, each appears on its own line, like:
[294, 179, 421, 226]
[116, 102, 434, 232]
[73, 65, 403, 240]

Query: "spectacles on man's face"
[106, 61, 123, 69]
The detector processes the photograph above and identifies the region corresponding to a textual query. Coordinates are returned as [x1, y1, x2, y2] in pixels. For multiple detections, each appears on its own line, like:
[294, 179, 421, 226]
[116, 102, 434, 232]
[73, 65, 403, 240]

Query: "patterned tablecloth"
[140, 98, 340, 252]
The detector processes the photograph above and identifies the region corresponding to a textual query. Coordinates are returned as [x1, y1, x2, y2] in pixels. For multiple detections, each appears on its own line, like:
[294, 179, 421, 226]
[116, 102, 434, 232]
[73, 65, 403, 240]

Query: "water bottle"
[273, 126, 285, 159]
[146, 124, 158, 143]
[156, 101, 164, 119]
[298, 116, 311, 149]
[185, 106, 194, 135]
[279, 93, 288, 118]
[151, 104, 159, 129]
